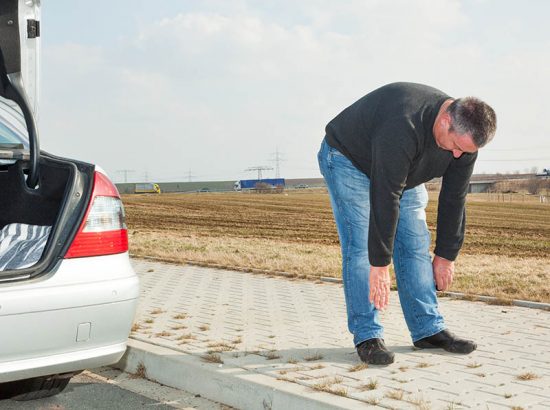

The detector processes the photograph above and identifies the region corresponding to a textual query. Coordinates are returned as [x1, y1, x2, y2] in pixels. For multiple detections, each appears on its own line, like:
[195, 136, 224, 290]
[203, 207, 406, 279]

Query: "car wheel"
[0, 373, 75, 401]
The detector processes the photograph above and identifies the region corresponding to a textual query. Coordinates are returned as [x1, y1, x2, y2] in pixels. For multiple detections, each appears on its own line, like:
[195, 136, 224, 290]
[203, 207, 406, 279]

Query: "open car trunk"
[0, 0, 97, 280]
[0, 153, 94, 281]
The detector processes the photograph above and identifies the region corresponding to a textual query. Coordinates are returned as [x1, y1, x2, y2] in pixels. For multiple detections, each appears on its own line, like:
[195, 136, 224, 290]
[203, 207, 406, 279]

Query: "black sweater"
[325, 82, 476, 266]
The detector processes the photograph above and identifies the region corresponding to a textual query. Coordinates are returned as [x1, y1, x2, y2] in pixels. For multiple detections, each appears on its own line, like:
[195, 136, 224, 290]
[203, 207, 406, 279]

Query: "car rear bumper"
[0, 253, 139, 382]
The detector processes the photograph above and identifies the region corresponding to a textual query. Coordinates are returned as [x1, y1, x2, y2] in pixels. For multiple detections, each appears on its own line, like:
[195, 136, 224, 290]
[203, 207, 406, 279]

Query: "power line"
[245, 166, 273, 180]
[270, 147, 286, 178]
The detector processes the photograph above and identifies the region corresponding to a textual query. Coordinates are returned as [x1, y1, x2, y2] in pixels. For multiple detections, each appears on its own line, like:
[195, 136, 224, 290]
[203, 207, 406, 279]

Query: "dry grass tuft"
[130, 362, 147, 379]
[416, 362, 432, 368]
[516, 372, 539, 381]
[304, 352, 324, 361]
[385, 389, 405, 401]
[173, 313, 188, 319]
[207, 341, 236, 353]
[131, 322, 141, 332]
[154, 331, 173, 337]
[170, 324, 187, 330]
[287, 357, 299, 364]
[398, 366, 409, 372]
[198, 324, 210, 331]
[309, 364, 325, 370]
[144, 318, 154, 324]
[177, 333, 197, 340]
[263, 350, 282, 360]
[349, 363, 369, 372]
[150, 308, 165, 315]
[311, 377, 347, 397]
[466, 362, 482, 368]
[201, 353, 223, 364]
[360, 378, 378, 391]
[364, 397, 380, 406]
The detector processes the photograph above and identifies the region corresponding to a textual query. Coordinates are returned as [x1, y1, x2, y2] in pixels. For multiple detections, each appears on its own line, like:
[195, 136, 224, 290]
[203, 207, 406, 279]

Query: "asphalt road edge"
[115, 339, 367, 410]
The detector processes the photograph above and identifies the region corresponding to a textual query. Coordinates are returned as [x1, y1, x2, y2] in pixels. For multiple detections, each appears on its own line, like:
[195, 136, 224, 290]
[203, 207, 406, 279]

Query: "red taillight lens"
[65, 171, 128, 258]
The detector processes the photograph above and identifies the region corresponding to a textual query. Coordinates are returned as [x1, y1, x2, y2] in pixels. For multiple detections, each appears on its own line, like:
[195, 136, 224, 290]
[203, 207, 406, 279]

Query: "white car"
[0, 0, 139, 400]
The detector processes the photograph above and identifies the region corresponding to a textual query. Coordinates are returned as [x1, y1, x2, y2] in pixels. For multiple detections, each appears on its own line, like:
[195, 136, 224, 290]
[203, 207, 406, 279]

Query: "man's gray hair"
[447, 97, 497, 148]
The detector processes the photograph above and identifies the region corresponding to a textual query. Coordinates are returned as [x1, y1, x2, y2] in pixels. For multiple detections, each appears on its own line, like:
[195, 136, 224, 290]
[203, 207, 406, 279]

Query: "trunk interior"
[0, 154, 93, 278]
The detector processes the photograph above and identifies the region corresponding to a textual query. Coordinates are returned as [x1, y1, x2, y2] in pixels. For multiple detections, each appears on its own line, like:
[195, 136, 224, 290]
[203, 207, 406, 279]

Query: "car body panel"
[0, 252, 139, 382]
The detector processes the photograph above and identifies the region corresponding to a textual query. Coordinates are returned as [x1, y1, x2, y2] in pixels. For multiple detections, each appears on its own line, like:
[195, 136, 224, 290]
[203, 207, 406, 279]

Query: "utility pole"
[187, 169, 197, 182]
[116, 169, 135, 183]
[270, 147, 285, 179]
[245, 166, 273, 180]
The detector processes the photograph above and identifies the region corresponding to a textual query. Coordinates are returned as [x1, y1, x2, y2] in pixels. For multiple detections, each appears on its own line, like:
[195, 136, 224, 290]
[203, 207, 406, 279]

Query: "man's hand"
[369, 265, 391, 310]
[432, 255, 454, 291]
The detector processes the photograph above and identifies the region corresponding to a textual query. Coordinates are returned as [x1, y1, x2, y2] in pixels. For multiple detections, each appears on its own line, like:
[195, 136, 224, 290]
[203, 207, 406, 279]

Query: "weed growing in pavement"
[232, 336, 243, 344]
[287, 357, 299, 364]
[504, 393, 513, 399]
[466, 362, 482, 368]
[150, 308, 165, 315]
[154, 331, 173, 337]
[311, 377, 347, 397]
[364, 397, 380, 406]
[264, 350, 282, 360]
[198, 324, 210, 331]
[207, 341, 235, 353]
[516, 372, 539, 381]
[511, 407, 525, 410]
[170, 324, 187, 330]
[385, 389, 404, 400]
[173, 313, 188, 319]
[304, 352, 323, 361]
[360, 378, 378, 391]
[131, 322, 141, 332]
[416, 362, 432, 368]
[398, 366, 409, 372]
[130, 362, 147, 379]
[348, 363, 369, 372]
[201, 353, 223, 364]
[309, 364, 325, 370]
[177, 333, 197, 340]
[144, 318, 154, 324]
[475, 373, 486, 378]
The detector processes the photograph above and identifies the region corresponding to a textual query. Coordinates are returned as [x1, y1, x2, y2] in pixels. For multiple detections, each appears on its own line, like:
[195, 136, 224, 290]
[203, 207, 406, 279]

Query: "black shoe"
[413, 329, 477, 354]
[356, 338, 395, 365]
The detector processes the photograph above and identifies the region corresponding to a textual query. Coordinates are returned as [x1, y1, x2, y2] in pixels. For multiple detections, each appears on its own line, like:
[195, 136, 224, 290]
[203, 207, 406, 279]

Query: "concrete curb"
[116, 339, 377, 410]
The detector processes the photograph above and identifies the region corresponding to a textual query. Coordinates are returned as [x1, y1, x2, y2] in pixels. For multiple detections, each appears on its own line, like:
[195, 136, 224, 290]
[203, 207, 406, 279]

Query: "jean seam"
[395, 236, 422, 330]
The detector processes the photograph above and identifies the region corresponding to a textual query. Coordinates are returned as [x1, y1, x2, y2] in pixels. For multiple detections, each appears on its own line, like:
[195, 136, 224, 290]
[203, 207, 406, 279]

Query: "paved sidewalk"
[122, 259, 550, 410]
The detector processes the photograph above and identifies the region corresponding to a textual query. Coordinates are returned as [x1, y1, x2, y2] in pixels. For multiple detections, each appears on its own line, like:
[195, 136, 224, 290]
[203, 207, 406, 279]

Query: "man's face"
[437, 130, 478, 158]
[436, 114, 478, 158]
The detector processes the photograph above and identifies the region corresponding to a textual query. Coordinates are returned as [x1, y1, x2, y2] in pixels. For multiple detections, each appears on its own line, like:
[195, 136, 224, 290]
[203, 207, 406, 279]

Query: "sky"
[35, 0, 550, 182]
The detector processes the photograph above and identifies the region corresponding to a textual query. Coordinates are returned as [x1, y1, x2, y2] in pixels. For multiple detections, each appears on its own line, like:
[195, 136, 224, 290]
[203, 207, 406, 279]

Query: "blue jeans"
[317, 139, 445, 346]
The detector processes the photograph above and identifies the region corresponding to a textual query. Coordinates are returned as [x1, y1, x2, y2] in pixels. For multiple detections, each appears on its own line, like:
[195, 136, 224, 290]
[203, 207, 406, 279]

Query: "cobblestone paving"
[130, 259, 550, 409]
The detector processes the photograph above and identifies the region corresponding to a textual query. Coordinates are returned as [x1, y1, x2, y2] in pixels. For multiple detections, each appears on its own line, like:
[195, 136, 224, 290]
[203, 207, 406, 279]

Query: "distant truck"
[234, 178, 285, 191]
[134, 183, 161, 194]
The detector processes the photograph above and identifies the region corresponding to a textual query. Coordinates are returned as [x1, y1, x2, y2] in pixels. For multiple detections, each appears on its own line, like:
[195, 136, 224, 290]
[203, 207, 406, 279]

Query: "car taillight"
[65, 171, 128, 258]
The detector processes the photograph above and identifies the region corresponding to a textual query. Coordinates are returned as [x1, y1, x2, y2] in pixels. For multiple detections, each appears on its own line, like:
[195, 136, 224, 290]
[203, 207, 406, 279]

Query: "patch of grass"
[198, 324, 210, 331]
[130, 362, 147, 379]
[475, 372, 486, 378]
[131, 322, 141, 332]
[177, 333, 197, 340]
[150, 308, 165, 315]
[263, 350, 282, 360]
[309, 364, 325, 370]
[360, 378, 378, 391]
[349, 363, 369, 372]
[173, 313, 188, 319]
[516, 372, 539, 381]
[201, 353, 223, 364]
[170, 324, 187, 330]
[364, 397, 380, 406]
[486, 297, 514, 306]
[268, 335, 276, 339]
[207, 341, 235, 352]
[232, 336, 243, 344]
[154, 331, 173, 337]
[311, 377, 347, 397]
[126, 191, 550, 303]
[504, 393, 513, 399]
[466, 362, 482, 368]
[385, 389, 405, 401]
[287, 357, 299, 364]
[144, 318, 154, 324]
[398, 366, 409, 372]
[304, 352, 323, 361]
[416, 362, 432, 368]
[511, 407, 525, 410]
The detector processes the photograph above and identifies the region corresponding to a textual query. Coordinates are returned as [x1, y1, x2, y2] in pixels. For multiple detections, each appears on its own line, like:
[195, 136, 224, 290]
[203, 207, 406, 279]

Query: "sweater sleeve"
[368, 129, 417, 266]
[434, 152, 477, 260]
